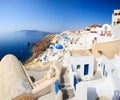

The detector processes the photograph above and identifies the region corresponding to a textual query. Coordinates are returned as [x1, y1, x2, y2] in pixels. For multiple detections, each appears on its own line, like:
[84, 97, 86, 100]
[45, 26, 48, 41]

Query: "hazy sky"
[0, 0, 120, 33]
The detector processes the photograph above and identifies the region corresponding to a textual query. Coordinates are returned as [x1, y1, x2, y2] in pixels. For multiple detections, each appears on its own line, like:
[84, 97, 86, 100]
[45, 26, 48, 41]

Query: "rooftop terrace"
[70, 49, 92, 57]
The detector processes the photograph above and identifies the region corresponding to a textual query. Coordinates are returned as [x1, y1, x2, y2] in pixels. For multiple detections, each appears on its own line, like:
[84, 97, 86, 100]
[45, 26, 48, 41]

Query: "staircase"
[60, 67, 75, 100]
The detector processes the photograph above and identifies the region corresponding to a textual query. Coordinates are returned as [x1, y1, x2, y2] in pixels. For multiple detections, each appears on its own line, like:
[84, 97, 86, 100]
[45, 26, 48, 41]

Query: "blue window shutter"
[74, 75, 78, 91]
[55, 80, 59, 94]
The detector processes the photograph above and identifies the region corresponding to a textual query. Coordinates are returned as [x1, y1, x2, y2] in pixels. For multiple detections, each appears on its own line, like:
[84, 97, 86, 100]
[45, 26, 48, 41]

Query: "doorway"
[84, 64, 89, 75]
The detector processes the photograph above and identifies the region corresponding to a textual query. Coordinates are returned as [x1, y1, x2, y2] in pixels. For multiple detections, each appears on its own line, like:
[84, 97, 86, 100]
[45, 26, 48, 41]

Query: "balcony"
[107, 34, 112, 37]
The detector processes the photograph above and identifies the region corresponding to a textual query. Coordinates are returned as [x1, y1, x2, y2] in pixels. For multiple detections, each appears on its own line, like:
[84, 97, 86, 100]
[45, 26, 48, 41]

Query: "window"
[117, 21, 120, 24]
[77, 65, 80, 69]
[71, 65, 74, 72]
[114, 22, 116, 25]
[104, 26, 107, 31]
[117, 18, 120, 21]
[103, 65, 105, 76]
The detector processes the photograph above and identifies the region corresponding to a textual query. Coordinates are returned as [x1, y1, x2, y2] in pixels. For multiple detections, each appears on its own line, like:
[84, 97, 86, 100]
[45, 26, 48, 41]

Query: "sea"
[0, 30, 50, 62]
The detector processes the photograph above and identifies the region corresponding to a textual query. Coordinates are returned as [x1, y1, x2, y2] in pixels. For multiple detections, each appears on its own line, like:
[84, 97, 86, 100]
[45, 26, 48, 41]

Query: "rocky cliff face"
[25, 34, 55, 63]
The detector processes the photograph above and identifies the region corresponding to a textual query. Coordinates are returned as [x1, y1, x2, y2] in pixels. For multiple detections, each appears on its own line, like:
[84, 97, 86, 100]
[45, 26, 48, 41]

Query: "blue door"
[73, 75, 77, 91]
[84, 64, 89, 75]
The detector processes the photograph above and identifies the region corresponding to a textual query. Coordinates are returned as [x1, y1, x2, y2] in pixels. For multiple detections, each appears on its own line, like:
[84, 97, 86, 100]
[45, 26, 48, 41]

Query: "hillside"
[25, 34, 55, 63]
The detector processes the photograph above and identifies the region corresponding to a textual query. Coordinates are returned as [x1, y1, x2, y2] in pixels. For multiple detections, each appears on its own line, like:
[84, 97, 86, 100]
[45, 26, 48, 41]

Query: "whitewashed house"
[75, 53, 120, 100]
[112, 10, 120, 26]
[68, 49, 95, 93]
[98, 24, 113, 43]
[87, 24, 114, 49]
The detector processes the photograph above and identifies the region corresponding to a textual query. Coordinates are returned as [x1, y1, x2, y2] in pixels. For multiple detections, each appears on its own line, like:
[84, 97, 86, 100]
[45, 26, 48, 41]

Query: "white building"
[111, 24, 120, 39]
[71, 52, 120, 100]
[62, 36, 70, 47]
[87, 24, 114, 49]
[98, 24, 113, 43]
[87, 26, 99, 49]
[88, 26, 98, 41]
[112, 10, 120, 26]
[68, 49, 95, 92]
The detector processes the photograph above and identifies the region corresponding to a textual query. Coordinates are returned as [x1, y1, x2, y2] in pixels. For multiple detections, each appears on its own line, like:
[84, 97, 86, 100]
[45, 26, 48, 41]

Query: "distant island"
[15, 30, 52, 35]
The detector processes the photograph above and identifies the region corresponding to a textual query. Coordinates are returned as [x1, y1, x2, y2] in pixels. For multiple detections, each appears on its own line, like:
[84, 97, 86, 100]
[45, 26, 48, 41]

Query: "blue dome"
[63, 36, 68, 39]
[55, 44, 63, 49]
[49, 45, 53, 49]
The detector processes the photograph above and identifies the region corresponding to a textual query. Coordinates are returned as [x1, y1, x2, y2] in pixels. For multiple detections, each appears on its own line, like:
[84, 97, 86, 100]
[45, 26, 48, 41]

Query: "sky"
[0, 0, 120, 33]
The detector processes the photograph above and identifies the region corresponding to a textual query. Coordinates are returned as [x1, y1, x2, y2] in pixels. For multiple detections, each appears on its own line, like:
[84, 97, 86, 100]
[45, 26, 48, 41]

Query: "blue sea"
[0, 30, 49, 62]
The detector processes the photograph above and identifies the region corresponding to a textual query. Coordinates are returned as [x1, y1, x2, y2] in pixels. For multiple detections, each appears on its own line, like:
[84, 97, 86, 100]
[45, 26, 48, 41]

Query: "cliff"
[25, 34, 55, 63]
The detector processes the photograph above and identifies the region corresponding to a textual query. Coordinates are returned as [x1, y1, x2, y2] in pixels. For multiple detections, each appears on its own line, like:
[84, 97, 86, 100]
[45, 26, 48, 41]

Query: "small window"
[77, 65, 80, 69]
[104, 26, 107, 31]
[114, 22, 116, 25]
[117, 21, 120, 24]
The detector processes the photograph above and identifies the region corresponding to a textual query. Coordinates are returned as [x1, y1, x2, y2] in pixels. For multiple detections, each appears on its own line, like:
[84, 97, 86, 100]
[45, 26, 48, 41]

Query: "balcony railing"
[107, 34, 112, 37]
[100, 34, 105, 36]
[100, 34, 112, 37]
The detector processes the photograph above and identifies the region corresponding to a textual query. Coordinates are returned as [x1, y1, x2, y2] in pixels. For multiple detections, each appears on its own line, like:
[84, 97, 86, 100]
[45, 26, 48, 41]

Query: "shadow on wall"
[112, 90, 120, 100]
[87, 87, 98, 100]
[87, 87, 111, 100]
[12, 94, 33, 100]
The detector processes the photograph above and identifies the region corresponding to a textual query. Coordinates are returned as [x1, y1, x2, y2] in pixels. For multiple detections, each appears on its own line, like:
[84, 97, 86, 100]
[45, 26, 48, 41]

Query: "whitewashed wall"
[76, 77, 116, 100]
[111, 24, 120, 39]
[70, 56, 94, 79]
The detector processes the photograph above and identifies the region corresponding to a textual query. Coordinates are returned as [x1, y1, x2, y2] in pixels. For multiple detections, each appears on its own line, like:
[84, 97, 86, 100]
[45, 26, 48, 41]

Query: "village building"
[112, 10, 120, 26]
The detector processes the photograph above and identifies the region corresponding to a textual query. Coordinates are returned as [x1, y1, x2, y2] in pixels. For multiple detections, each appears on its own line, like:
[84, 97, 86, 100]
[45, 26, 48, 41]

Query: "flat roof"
[70, 49, 92, 57]
[92, 40, 120, 59]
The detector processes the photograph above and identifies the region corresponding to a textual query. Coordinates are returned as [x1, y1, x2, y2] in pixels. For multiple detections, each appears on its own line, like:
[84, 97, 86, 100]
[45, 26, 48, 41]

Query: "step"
[62, 88, 75, 100]
[61, 87, 73, 90]
[60, 83, 71, 86]
[60, 85, 72, 89]
[66, 97, 75, 100]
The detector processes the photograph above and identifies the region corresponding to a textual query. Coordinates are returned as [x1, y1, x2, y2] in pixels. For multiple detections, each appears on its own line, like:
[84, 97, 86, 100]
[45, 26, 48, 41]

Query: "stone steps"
[61, 88, 74, 100]
[60, 67, 75, 100]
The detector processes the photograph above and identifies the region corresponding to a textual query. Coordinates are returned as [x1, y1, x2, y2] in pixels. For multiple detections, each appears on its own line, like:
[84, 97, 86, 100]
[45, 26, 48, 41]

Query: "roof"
[63, 36, 68, 39]
[101, 24, 111, 31]
[92, 40, 120, 59]
[70, 50, 92, 57]
[0, 54, 32, 100]
[55, 44, 63, 49]
[49, 45, 54, 49]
